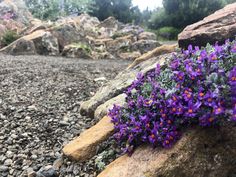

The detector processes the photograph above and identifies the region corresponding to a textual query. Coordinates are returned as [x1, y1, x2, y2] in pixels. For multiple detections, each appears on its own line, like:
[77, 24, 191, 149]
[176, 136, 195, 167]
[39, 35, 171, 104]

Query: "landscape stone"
[0, 30, 59, 55]
[118, 51, 141, 60]
[98, 126, 236, 177]
[138, 31, 157, 40]
[94, 94, 126, 120]
[62, 43, 92, 59]
[178, 2, 236, 48]
[132, 39, 161, 54]
[62, 116, 114, 162]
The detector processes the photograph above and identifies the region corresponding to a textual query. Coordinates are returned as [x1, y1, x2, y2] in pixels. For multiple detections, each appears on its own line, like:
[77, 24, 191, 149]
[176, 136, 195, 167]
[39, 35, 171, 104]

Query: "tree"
[148, 0, 227, 30]
[90, 0, 134, 23]
[24, 0, 95, 20]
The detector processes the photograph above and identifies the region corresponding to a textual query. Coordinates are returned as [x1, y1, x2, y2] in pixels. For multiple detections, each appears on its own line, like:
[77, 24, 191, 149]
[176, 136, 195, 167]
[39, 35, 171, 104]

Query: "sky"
[132, 0, 163, 11]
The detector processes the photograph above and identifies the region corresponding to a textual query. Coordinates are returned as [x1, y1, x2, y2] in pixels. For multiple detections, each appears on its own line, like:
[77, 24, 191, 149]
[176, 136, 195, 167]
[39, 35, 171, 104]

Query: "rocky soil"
[0, 54, 130, 177]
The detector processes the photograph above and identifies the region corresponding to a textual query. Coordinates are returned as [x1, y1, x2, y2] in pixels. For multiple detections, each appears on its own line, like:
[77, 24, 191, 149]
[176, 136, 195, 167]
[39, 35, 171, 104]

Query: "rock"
[27, 168, 36, 177]
[106, 35, 137, 54]
[91, 51, 115, 60]
[138, 32, 156, 40]
[0, 38, 36, 55]
[131, 40, 161, 54]
[118, 51, 141, 60]
[119, 25, 144, 36]
[0, 165, 8, 172]
[4, 159, 12, 166]
[0, 30, 59, 55]
[178, 3, 236, 48]
[53, 158, 63, 170]
[37, 165, 58, 177]
[94, 77, 107, 82]
[128, 44, 178, 69]
[50, 23, 85, 51]
[62, 43, 92, 59]
[94, 94, 126, 120]
[73, 14, 100, 37]
[63, 116, 114, 162]
[80, 53, 170, 118]
[98, 17, 123, 37]
[98, 126, 236, 177]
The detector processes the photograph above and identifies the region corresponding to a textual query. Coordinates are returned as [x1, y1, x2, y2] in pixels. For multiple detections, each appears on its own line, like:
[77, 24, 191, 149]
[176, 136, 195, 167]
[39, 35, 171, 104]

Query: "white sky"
[132, 0, 163, 11]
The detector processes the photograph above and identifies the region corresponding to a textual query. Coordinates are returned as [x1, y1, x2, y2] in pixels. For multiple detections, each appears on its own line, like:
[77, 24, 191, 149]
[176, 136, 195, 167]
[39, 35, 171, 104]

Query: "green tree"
[149, 0, 228, 30]
[25, 0, 95, 20]
[90, 0, 134, 23]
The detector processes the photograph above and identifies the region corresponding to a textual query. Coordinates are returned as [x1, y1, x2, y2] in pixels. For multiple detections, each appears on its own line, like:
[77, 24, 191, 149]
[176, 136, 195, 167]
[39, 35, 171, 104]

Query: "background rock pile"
[0, 0, 160, 60]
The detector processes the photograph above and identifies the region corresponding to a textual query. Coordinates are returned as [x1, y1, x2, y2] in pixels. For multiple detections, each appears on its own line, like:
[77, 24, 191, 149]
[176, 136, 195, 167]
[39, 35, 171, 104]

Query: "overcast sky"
[132, 0, 163, 11]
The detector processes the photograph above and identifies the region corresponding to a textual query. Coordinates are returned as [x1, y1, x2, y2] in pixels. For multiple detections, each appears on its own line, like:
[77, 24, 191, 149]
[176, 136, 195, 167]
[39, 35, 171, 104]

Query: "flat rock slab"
[80, 53, 171, 118]
[62, 116, 114, 162]
[94, 93, 126, 120]
[98, 126, 236, 177]
[178, 3, 236, 48]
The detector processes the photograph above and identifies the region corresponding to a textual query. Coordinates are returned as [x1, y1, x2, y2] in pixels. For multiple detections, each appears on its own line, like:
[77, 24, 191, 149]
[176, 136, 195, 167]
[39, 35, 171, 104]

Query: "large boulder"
[98, 125, 236, 177]
[0, 30, 59, 55]
[98, 17, 123, 38]
[50, 23, 85, 51]
[178, 3, 236, 48]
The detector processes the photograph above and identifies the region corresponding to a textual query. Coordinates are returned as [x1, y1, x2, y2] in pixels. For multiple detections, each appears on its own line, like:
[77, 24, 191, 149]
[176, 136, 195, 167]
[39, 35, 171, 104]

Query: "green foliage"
[1, 31, 20, 47]
[70, 43, 92, 54]
[24, 0, 95, 20]
[149, 0, 227, 29]
[95, 150, 115, 171]
[157, 27, 182, 40]
[90, 0, 140, 24]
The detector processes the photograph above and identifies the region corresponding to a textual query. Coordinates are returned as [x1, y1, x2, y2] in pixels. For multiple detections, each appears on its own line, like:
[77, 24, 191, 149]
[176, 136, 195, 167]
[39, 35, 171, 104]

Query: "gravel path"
[0, 54, 130, 177]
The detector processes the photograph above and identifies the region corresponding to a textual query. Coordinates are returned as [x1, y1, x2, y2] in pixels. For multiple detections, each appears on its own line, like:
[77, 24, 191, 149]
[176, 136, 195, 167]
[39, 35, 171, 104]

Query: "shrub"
[109, 40, 236, 155]
[157, 26, 181, 40]
[1, 30, 20, 47]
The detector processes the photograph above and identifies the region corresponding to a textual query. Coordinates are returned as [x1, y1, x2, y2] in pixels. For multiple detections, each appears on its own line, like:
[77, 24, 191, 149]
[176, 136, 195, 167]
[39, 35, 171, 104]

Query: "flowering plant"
[108, 39, 236, 154]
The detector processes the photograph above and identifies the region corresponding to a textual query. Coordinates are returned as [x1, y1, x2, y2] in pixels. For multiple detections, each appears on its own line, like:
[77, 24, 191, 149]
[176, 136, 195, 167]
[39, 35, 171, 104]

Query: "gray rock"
[0, 165, 8, 172]
[37, 165, 58, 177]
[178, 3, 236, 48]
[4, 159, 12, 166]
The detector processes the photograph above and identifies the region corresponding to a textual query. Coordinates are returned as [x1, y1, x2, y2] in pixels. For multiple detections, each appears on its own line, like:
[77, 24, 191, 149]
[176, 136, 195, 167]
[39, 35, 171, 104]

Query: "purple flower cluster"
[108, 39, 236, 155]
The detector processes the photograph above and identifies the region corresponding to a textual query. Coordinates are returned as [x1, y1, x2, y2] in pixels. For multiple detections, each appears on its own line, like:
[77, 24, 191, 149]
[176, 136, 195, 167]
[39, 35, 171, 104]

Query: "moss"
[70, 43, 92, 54]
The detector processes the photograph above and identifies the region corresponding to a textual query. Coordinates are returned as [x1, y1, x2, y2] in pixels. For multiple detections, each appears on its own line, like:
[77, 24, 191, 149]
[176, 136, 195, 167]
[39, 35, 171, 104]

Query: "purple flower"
[197, 88, 205, 100]
[213, 106, 224, 115]
[197, 50, 207, 63]
[199, 113, 216, 126]
[170, 59, 180, 70]
[231, 43, 236, 53]
[209, 52, 219, 62]
[204, 91, 215, 107]
[183, 88, 193, 101]
[228, 67, 236, 86]
[185, 101, 201, 118]
[231, 109, 236, 121]
[174, 71, 185, 82]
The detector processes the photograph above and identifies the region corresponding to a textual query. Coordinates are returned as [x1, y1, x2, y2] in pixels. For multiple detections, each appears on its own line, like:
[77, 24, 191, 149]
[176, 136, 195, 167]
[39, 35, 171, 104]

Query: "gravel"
[0, 54, 130, 177]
